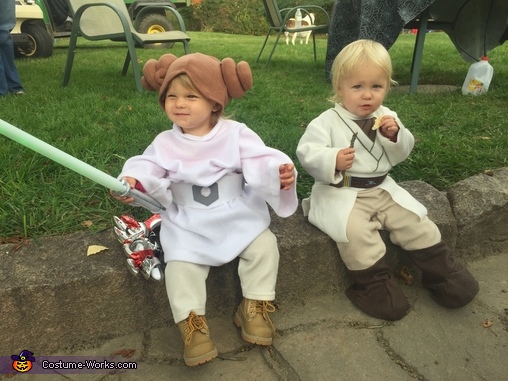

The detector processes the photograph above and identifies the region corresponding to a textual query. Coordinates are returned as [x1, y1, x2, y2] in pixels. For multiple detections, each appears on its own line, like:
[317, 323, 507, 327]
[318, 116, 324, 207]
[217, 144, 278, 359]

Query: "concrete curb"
[1, 168, 507, 354]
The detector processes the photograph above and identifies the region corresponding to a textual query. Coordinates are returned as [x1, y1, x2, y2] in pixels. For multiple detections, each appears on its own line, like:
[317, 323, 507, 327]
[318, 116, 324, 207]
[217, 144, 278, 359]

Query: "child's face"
[164, 80, 219, 136]
[337, 64, 388, 118]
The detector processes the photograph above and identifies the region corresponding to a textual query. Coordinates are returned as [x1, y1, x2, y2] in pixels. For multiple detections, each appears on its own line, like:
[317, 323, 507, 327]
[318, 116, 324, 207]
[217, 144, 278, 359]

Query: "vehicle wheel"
[16, 22, 54, 58]
[137, 13, 174, 49]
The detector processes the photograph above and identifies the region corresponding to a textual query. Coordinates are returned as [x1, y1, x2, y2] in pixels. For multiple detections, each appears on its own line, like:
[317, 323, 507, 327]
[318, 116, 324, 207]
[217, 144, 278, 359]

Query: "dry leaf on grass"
[87, 245, 108, 256]
[82, 220, 93, 228]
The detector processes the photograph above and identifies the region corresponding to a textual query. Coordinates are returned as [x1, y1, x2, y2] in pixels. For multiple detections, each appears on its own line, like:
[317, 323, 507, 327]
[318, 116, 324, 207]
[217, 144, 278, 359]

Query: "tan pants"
[165, 228, 279, 323]
[337, 188, 441, 271]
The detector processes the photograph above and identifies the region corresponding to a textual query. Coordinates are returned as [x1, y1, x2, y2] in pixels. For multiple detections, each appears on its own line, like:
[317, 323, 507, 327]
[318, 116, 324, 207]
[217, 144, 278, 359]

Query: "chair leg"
[264, 31, 283, 67]
[62, 29, 79, 86]
[182, 40, 190, 55]
[312, 33, 317, 61]
[122, 51, 130, 76]
[409, 8, 430, 94]
[256, 32, 271, 63]
[131, 60, 142, 93]
[123, 40, 142, 93]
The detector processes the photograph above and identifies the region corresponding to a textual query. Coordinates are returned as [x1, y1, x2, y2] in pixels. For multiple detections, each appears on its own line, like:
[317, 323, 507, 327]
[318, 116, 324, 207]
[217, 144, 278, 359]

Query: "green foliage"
[278, 0, 334, 14]
[1, 32, 507, 240]
[187, 0, 335, 35]
[190, 0, 268, 35]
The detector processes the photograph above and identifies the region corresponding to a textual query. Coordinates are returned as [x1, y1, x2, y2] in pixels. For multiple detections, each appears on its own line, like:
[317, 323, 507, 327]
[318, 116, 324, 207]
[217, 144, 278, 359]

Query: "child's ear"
[212, 103, 221, 112]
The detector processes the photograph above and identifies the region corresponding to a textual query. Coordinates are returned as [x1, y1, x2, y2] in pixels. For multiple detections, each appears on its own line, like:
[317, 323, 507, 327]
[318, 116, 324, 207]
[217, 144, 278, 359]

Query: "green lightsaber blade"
[0, 118, 164, 211]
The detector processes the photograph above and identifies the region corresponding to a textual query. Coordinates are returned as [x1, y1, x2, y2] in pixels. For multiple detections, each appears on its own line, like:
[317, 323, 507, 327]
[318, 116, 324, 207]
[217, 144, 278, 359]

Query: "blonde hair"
[329, 39, 397, 103]
[169, 74, 223, 127]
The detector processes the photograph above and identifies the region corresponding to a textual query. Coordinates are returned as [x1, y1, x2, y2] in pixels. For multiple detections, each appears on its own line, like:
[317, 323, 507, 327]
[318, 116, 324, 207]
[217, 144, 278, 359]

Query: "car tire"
[16, 22, 54, 58]
[137, 13, 174, 49]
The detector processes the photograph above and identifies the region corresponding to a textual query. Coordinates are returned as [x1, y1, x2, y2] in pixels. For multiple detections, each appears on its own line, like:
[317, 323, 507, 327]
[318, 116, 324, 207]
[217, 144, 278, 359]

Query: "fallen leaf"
[112, 348, 135, 358]
[87, 245, 109, 256]
[11, 239, 30, 253]
[481, 318, 493, 328]
[484, 169, 494, 176]
[395, 266, 414, 285]
[0, 235, 24, 245]
[82, 220, 93, 228]
[1, 235, 30, 253]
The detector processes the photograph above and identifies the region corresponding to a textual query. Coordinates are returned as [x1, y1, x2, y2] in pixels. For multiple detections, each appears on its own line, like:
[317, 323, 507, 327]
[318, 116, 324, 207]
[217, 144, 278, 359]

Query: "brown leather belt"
[331, 174, 387, 189]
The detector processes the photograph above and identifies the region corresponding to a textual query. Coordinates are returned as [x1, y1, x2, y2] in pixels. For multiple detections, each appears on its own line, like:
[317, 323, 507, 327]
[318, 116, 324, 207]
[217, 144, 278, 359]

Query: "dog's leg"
[285, 31, 289, 45]
[292, 32, 297, 45]
[305, 31, 312, 45]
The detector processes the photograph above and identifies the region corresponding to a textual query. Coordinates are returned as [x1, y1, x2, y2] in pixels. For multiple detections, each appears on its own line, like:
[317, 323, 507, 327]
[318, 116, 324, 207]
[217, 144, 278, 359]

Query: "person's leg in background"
[0, 0, 25, 96]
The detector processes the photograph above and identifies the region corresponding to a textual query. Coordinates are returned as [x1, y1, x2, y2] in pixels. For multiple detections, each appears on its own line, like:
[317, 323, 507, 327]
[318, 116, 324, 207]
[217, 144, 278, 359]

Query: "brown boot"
[408, 242, 479, 308]
[234, 298, 276, 345]
[177, 312, 218, 366]
[345, 256, 410, 321]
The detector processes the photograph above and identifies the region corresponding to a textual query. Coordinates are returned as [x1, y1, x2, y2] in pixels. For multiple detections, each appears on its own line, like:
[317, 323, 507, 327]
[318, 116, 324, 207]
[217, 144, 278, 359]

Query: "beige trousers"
[165, 228, 279, 323]
[337, 188, 441, 271]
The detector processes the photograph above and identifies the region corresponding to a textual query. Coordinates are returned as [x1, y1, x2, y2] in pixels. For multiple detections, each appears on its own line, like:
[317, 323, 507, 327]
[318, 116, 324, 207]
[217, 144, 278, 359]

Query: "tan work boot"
[177, 312, 217, 366]
[234, 298, 276, 345]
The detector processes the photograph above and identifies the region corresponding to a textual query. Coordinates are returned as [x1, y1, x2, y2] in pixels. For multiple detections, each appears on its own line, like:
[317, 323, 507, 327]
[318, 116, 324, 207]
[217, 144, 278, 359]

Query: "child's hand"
[336, 148, 355, 171]
[279, 163, 295, 191]
[110, 176, 138, 204]
[377, 116, 399, 138]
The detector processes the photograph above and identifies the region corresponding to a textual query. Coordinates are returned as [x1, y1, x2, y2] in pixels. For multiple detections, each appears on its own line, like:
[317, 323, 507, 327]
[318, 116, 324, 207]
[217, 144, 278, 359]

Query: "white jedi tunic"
[119, 119, 298, 266]
[296, 104, 427, 243]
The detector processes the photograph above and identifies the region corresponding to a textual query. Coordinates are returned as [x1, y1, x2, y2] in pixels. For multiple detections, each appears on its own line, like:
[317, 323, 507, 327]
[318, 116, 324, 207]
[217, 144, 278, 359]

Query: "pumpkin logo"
[11, 350, 35, 373]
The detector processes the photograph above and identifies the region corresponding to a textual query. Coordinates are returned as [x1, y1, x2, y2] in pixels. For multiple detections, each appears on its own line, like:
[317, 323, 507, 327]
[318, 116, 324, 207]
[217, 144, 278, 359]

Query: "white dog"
[284, 13, 316, 45]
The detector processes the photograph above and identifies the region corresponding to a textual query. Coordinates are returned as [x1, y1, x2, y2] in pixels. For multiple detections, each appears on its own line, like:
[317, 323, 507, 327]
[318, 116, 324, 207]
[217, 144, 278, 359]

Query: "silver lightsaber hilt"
[115, 179, 166, 212]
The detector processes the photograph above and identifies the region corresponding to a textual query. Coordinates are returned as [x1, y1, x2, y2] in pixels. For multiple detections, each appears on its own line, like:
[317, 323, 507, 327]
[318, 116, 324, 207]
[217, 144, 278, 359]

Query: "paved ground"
[1, 251, 506, 381]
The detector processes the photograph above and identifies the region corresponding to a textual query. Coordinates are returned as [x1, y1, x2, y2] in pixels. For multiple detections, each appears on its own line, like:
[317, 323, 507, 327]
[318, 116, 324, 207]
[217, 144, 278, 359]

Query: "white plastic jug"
[461, 56, 494, 95]
[295, 8, 302, 28]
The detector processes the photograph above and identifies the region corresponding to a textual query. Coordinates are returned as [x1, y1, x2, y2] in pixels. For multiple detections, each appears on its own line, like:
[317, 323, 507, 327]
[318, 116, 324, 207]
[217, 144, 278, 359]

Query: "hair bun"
[141, 54, 178, 92]
[221, 58, 253, 99]
[145, 53, 253, 111]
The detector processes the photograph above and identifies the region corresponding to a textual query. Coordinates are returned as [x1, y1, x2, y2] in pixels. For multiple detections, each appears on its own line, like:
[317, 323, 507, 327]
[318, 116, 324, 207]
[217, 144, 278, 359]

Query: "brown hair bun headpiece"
[141, 53, 253, 112]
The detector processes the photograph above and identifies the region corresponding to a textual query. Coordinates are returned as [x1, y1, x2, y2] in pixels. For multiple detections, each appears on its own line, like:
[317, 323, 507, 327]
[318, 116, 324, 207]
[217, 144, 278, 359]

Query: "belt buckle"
[343, 174, 351, 188]
[192, 182, 219, 206]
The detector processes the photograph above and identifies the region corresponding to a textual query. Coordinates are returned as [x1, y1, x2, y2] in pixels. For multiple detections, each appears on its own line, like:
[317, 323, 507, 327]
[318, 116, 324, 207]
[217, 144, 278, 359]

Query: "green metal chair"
[257, 0, 330, 66]
[62, 0, 191, 92]
[404, 7, 451, 94]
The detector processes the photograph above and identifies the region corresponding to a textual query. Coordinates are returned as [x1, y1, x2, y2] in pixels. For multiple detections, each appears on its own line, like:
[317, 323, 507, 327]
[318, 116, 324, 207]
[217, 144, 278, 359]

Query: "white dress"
[296, 104, 428, 243]
[119, 118, 298, 266]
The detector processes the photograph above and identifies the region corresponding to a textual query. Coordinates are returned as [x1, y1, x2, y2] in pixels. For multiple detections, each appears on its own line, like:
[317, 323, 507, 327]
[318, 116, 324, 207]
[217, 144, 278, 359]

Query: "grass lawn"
[1, 31, 507, 240]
